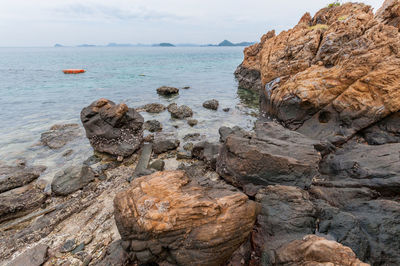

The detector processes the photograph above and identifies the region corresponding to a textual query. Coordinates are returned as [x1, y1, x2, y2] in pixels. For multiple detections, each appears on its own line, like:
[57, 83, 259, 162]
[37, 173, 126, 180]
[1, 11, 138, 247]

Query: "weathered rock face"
[114, 170, 258, 266]
[238, 1, 400, 145]
[81, 98, 144, 157]
[40, 123, 82, 149]
[217, 120, 321, 191]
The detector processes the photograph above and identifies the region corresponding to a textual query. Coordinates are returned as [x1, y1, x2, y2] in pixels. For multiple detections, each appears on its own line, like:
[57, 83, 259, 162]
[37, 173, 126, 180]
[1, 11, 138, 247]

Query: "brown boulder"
[275, 235, 369, 266]
[80, 98, 144, 157]
[114, 170, 258, 265]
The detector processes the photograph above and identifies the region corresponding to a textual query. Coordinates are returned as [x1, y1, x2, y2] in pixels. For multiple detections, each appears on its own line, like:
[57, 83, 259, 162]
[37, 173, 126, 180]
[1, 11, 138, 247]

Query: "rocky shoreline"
[1, 1, 400, 265]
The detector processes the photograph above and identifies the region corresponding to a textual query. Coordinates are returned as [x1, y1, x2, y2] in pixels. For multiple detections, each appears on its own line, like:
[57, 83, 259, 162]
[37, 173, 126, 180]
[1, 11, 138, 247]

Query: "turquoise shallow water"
[0, 46, 257, 173]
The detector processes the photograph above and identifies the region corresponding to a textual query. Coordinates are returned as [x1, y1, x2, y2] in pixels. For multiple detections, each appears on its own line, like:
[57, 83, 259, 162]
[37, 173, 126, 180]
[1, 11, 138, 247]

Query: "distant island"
[153, 43, 175, 47]
[53, 40, 254, 48]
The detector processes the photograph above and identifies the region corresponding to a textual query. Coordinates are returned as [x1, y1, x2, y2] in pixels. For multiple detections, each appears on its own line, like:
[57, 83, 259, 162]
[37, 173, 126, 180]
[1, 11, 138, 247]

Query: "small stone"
[183, 133, 201, 141]
[143, 134, 154, 143]
[168, 104, 193, 119]
[182, 86, 190, 89]
[71, 243, 85, 254]
[187, 119, 198, 127]
[140, 103, 166, 113]
[60, 239, 76, 253]
[117, 156, 124, 162]
[153, 138, 180, 154]
[223, 108, 230, 112]
[202, 99, 219, 110]
[63, 149, 74, 157]
[177, 152, 192, 160]
[156, 86, 179, 96]
[149, 160, 165, 171]
[144, 120, 163, 132]
[183, 142, 194, 151]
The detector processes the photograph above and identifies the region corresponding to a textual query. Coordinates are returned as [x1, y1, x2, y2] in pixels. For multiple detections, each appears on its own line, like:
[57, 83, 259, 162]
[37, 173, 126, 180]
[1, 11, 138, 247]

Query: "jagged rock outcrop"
[114, 170, 258, 265]
[238, 1, 400, 145]
[81, 98, 144, 157]
[217, 120, 321, 191]
[231, 1, 400, 265]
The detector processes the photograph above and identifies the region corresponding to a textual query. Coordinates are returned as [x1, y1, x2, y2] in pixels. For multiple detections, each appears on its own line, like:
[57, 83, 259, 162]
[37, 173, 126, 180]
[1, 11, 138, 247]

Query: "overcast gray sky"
[0, 0, 384, 47]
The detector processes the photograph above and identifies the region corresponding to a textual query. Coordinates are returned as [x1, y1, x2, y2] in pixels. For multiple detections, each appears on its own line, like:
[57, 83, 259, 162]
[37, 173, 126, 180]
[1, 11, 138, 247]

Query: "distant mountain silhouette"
[153, 43, 175, 47]
[217, 40, 255, 46]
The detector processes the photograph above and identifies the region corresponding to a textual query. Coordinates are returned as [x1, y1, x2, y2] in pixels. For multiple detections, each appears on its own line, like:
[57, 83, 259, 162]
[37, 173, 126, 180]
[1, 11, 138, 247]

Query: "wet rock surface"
[202, 99, 219, 110]
[167, 103, 193, 119]
[40, 123, 83, 149]
[152, 137, 180, 154]
[0, 161, 46, 193]
[144, 119, 162, 132]
[81, 98, 144, 157]
[139, 103, 166, 113]
[114, 170, 258, 266]
[156, 86, 179, 96]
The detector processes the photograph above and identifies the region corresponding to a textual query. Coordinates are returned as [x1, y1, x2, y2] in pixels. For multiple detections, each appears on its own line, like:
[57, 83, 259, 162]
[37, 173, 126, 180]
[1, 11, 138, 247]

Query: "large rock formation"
[217, 121, 321, 191]
[237, 1, 400, 146]
[229, 1, 400, 265]
[114, 170, 258, 265]
[81, 98, 144, 157]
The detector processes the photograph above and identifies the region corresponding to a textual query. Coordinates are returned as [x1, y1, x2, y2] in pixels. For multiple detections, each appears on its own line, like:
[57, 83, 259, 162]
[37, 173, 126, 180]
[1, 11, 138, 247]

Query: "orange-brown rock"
[238, 1, 400, 144]
[114, 170, 259, 265]
[275, 235, 369, 266]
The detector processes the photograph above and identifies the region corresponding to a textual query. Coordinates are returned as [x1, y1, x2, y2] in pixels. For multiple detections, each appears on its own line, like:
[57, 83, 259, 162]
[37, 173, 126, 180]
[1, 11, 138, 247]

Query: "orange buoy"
[63, 69, 85, 74]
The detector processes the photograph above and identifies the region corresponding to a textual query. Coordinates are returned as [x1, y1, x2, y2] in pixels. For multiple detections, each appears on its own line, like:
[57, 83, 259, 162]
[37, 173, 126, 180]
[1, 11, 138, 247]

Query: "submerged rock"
[187, 119, 198, 127]
[139, 103, 166, 113]
[51, 165, 95, 196]
[202, 99, 219, 110]
[144, 120, 162, 132]
[114, 170, 258, 265]
[81, 98, 144, 157]
[0, 162, 46, 193]
[40, 123, 82, 149]
[167, 103, 193, 119]
[156, 86, 179, 96]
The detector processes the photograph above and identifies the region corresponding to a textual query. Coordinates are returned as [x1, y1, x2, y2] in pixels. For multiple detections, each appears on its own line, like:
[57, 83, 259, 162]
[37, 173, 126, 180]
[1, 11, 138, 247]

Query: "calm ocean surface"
[0, 46, 257, 178]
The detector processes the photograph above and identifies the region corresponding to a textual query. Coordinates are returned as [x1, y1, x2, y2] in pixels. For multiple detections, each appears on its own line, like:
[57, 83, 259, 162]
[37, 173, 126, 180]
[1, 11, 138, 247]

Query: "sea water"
[0, 46, 258, 179]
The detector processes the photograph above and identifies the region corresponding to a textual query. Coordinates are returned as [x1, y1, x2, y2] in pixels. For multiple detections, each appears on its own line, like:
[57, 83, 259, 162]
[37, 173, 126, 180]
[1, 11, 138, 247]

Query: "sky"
[0, 0, 384, 47]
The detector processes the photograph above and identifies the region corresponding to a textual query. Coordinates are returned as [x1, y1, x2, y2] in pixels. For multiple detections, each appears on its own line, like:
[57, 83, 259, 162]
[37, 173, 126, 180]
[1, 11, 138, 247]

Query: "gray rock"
[218, 126, 246, 143]
[153, 138, 180, 154]
[362, 111, 400, 145]
[168, 104, 193, 119]
[234, 63, 262, 93]
[51, 165, 95, 196]
[192, 141, 221, 170]
[60, 239, 76, 253]
[216, 120, 321, 190]
[132, 143, 153, 180]
[149, 160, 165, 171]
[183, 142, 194, 151]
[202, 99, 219, 110]
[156, 86, 179, 96]
[187, 119, 198, 127]
[144, 120, 162, 132]
[0, 162, 46, 193]
[140, 103, 166, 113]
[223, 108, 230, 112]
[81, 98, 144, 157]
[9, 244, 48, 266]
[253, 185, 316, 263]
[40, 123, 82, 149]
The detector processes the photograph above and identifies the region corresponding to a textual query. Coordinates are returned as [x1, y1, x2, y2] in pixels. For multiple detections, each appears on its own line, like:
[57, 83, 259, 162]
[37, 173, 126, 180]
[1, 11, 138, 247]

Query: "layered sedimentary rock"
[81, 98, 144, 157]
[217, 121, 321, 191]
[114, 170, 258, 265]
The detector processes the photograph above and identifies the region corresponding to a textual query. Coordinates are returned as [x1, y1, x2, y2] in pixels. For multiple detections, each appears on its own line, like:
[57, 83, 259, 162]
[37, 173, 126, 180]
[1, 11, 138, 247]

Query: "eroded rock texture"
[114, 170, 258, 265]
[81, 98, 144, 157]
